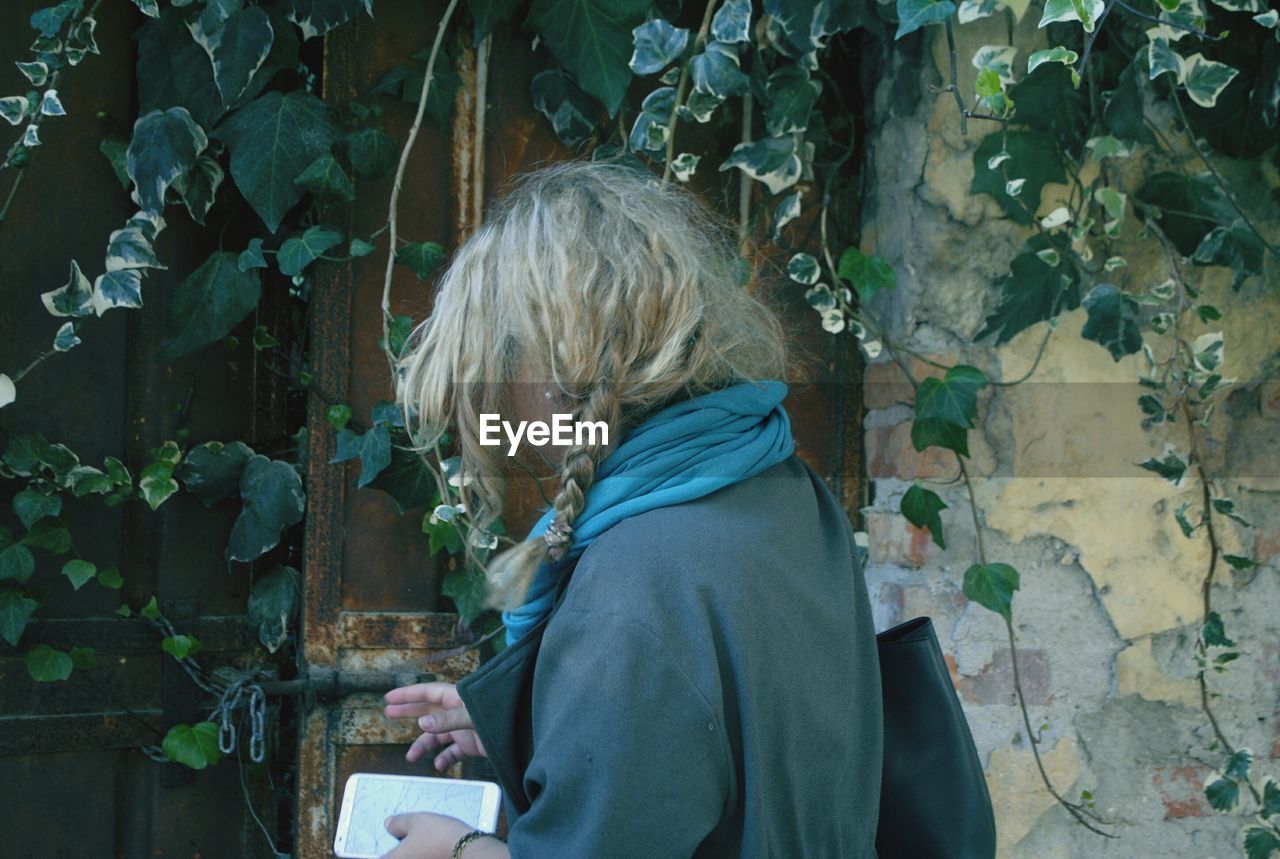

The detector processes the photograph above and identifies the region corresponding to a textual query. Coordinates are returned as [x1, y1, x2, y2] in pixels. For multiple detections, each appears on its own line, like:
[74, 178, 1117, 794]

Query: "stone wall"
[856, 11, 1280, 857]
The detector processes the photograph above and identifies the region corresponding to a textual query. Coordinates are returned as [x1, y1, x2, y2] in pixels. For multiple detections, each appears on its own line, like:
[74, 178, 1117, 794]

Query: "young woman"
[380, 161, 883, 858]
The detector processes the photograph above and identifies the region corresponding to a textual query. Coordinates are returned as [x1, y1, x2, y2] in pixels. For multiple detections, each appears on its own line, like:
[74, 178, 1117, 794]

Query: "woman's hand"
[378, 812, 472, 859]
[383, 681, 488, 771]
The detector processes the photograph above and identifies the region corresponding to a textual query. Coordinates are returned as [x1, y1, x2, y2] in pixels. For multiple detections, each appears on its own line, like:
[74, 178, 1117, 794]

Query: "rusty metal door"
[294, 3, 864, 856]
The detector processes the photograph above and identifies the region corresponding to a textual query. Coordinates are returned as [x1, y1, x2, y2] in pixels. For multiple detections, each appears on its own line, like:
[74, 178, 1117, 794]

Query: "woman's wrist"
[451, 829, 505, 858]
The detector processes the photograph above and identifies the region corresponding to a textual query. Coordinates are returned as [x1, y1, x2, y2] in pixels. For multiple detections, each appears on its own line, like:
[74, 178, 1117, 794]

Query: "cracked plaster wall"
[856, 10, 1280, 857]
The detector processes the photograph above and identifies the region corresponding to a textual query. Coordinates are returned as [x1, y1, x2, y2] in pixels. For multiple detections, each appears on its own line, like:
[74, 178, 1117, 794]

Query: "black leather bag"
[874, 617, 997, 858]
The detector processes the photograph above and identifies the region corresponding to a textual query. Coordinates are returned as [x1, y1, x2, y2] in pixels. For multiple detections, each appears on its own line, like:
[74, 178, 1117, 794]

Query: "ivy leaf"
[70, 646, 95, 671]
[41, 261, 95, 318]
[345, 127, 397, 179]
[531, 69, 601, 148]
[173, 154, 225, 226]
[1244, 825, 1280, 859]
[399, 45, 464, 127]
[1205, 775, 1239, 812]
[0, 96, 31, 126]
[332, 425, 392, 488]
[1009, 62, 1089, 159]
[139, 460, 180, 511]
[14, 488, 61, 529]
[764, 65, 820, 136]
[901, 484, 947, 549]
[137, 9, 227, 130]
[424, 515, 465, 557]
[1183, 54, 1239, 109]
[127, 107, 209, 215]
[1103, 58, 1155, 145]
[719, 136, 802, 195]
[1261, 778, 1280, 819]
[97, 565, 124, 589]
[1223, 554, 1255, 570]
[62, 559, 97, 591]
[366, 442, 441, 513]
[711, 0, 752, 44]
[162, 721, 223, 770]
[161, 633, 203, 660]
[290, 153, 355, 206]
[213, 90, 343, 233]
[226, 455, 306, 564]
[188, 5, 275, 106]
[630, 18, 689, 76]
[690, 44, 749, 99]
[239, 238, 268, 272]
[0, 532, 36, 585]
[896, 0, 957, 39]
[1081, 284, 1142, 361]
[1203, 610, 1237, 648]
[971, 131, 1066, 225]
[1224, 748, 1252, 781]
[30, 2, 80, 38]
[105, 225, 165, 274]
[963, 562, 1020, 622]
[525, 0, 650, 117]
[175, 440, 254, 507]
[277, 225, 344, 277]
[22, 519, 72, 554]
[1192, 224, 1264, 291]
[247, 564, 300, 653]
[26, 644, 74, 682]
[915, 365, 988, 430]
[0, 587, 39, 646]
[1137, 452, 1186, 484]
[131, 0, 160, 17]
[443, 568, 488, 626]
[159, 251, 262, 361]
[395, 242, 446, 279]
[976, 235, 1081, 345]
[1040, 0, 1104, 29]
[280, 0, 373, 40]
[837, 247, 895, 303]
[1133, 172, 1235, 257]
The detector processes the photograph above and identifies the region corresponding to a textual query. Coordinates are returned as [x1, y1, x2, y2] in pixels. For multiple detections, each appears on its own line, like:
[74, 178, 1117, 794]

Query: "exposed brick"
[862, 355, 956, 410]
[866, 510, 942, 568]
[1256, 524, 1280, 567]
[958, 648, 1050, 706]
[1152, 766, 1211, 819]
[866, 420, 956, 479]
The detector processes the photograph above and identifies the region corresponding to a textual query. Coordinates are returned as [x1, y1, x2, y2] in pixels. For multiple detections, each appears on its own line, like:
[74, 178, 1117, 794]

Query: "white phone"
[333, 772, 503, 858]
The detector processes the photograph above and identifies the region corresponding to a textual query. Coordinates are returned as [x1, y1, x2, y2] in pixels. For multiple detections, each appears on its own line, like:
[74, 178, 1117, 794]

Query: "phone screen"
[336, 774, 499, 858]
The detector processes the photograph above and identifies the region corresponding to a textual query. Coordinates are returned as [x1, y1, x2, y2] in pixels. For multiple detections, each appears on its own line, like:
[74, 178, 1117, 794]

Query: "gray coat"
[456, 453, 883, 857]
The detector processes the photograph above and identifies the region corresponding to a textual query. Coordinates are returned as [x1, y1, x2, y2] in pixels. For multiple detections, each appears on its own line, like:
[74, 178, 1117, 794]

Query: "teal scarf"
[502, 379, 795, 646]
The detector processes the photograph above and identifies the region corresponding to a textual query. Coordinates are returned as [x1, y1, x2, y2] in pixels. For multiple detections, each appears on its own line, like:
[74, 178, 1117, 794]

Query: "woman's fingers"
[404, 729, 488, 767]
[416, 706, 473, 733]
[383, 681, 462, 708]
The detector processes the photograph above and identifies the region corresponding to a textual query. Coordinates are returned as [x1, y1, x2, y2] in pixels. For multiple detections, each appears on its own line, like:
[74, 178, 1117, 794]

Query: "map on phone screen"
[339, 774, 497, 856]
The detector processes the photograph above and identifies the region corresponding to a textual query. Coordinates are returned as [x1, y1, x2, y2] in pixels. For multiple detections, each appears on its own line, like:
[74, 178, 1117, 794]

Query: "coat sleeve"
[505, 606, 733, 858]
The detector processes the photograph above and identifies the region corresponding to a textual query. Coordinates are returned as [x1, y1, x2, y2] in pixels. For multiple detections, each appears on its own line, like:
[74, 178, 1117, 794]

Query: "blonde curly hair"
[395, 159, 790, 610]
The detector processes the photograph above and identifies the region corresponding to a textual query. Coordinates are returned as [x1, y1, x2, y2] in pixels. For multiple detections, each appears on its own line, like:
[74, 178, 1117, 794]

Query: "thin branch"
[381, 0, 462, 374]
[1113, 0, 1225, 39]
[661, 0, 721, 183]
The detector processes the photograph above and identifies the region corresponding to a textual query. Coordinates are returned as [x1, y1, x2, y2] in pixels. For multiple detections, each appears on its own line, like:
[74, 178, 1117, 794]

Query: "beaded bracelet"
[451, 829, 505, 859]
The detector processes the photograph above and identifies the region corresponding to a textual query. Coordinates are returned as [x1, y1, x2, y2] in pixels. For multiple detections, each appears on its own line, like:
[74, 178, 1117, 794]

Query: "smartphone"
[333, 772, 503, 858]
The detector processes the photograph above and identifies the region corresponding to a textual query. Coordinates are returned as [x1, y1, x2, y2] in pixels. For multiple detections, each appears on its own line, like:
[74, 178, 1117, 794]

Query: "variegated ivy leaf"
[69, 17, 98, 57]
[1085, 135, 1134, 160]
[22, 125, 40, 148]
[719, 136, 801, 195]
[105, 226, 166, 273]
[629, 18, 689, 76]
[764, 65, 821, 136]
[711, 0, 752, 44]
[1039, 0, 1105, 30]
[29, 2, 79, 38]
[187, 5, 275, 106]
[972, 45, 1018, 84]
[16, 61, 49, 87]
[678, 89, 724, 123]
[0, 96, 31, 126]
[1035, 247, 1061, 266]
[896, 0, 957, 39]
[1182, 54, 1238, 108]
[1005, 177, 1026, 196]
[39, 90, 64, 116]
[530, 69, 599, 149]
[41, 260, 94, 318]
[130, 0, 160, 17]
[52, 322, 80, 352]
[1039, 207, 1070, 228]
[1254, 8, 1278, 27]
[1148, 38, 1187, 83]
[1027, 46, 1077, 74]
[958, 0, 1001, 23]
[690, 42, 749, 98]
[0, 374, 14, 409]
[820, 307, 846, 333]
[173, 154, 225, 225]
[281, 0, 374, 40]
[629, 87, 675, 155]
[127, 107, 209, 215]
[670, 152, 700, 182]
[1209, 0, 1261, 9]
[1093, 186, 1126, 236]
[773, 190, 801, 239]
[788, 253, 821, 285]
[91, 269, 144, 316]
